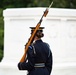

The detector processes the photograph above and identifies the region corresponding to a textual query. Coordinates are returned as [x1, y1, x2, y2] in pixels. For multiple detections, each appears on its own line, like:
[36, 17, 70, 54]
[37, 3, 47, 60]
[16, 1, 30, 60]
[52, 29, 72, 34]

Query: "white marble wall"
[0, 8, 76, 75]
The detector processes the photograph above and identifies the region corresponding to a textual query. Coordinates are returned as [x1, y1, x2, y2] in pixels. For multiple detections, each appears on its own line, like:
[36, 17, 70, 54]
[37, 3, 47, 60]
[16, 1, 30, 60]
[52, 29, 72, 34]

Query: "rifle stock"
[20, 23, 41, 62]
[20, 2, 53, 62]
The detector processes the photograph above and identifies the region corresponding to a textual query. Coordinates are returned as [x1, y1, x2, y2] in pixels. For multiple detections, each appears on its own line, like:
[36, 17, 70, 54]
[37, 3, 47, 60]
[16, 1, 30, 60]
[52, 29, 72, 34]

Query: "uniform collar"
[35, 39, 43, 43]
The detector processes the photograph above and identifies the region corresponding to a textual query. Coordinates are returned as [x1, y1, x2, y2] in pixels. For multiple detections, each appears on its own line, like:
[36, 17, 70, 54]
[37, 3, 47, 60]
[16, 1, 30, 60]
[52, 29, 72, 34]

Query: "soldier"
[18, 27, 53, 75]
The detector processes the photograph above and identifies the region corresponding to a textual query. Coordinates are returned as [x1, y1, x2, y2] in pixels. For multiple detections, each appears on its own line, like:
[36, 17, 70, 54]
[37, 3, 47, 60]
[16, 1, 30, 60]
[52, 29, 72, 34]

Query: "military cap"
[30, 27, 44, 33]
[30, 27, 44, 38]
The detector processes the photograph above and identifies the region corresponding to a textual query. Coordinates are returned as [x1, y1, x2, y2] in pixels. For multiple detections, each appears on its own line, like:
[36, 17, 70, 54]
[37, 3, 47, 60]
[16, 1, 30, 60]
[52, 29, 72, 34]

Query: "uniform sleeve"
[18, 46, 35, 71]
[45, 43, 53, 74]
[46, 50, 53, 74]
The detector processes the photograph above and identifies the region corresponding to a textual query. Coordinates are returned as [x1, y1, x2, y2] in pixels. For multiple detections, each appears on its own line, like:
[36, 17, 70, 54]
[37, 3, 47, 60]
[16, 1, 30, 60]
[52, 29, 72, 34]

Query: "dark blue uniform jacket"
[18, 39, 53, 75]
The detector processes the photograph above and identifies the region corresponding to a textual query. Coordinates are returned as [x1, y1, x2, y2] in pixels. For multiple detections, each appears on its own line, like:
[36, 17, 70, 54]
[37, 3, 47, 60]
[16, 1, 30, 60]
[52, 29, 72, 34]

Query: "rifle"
[20, 2, 53, 62]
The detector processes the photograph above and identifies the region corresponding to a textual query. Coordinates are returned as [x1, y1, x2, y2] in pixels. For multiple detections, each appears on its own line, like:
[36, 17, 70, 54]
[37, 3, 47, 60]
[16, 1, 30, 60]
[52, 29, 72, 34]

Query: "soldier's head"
[30, 27, 44, 39]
